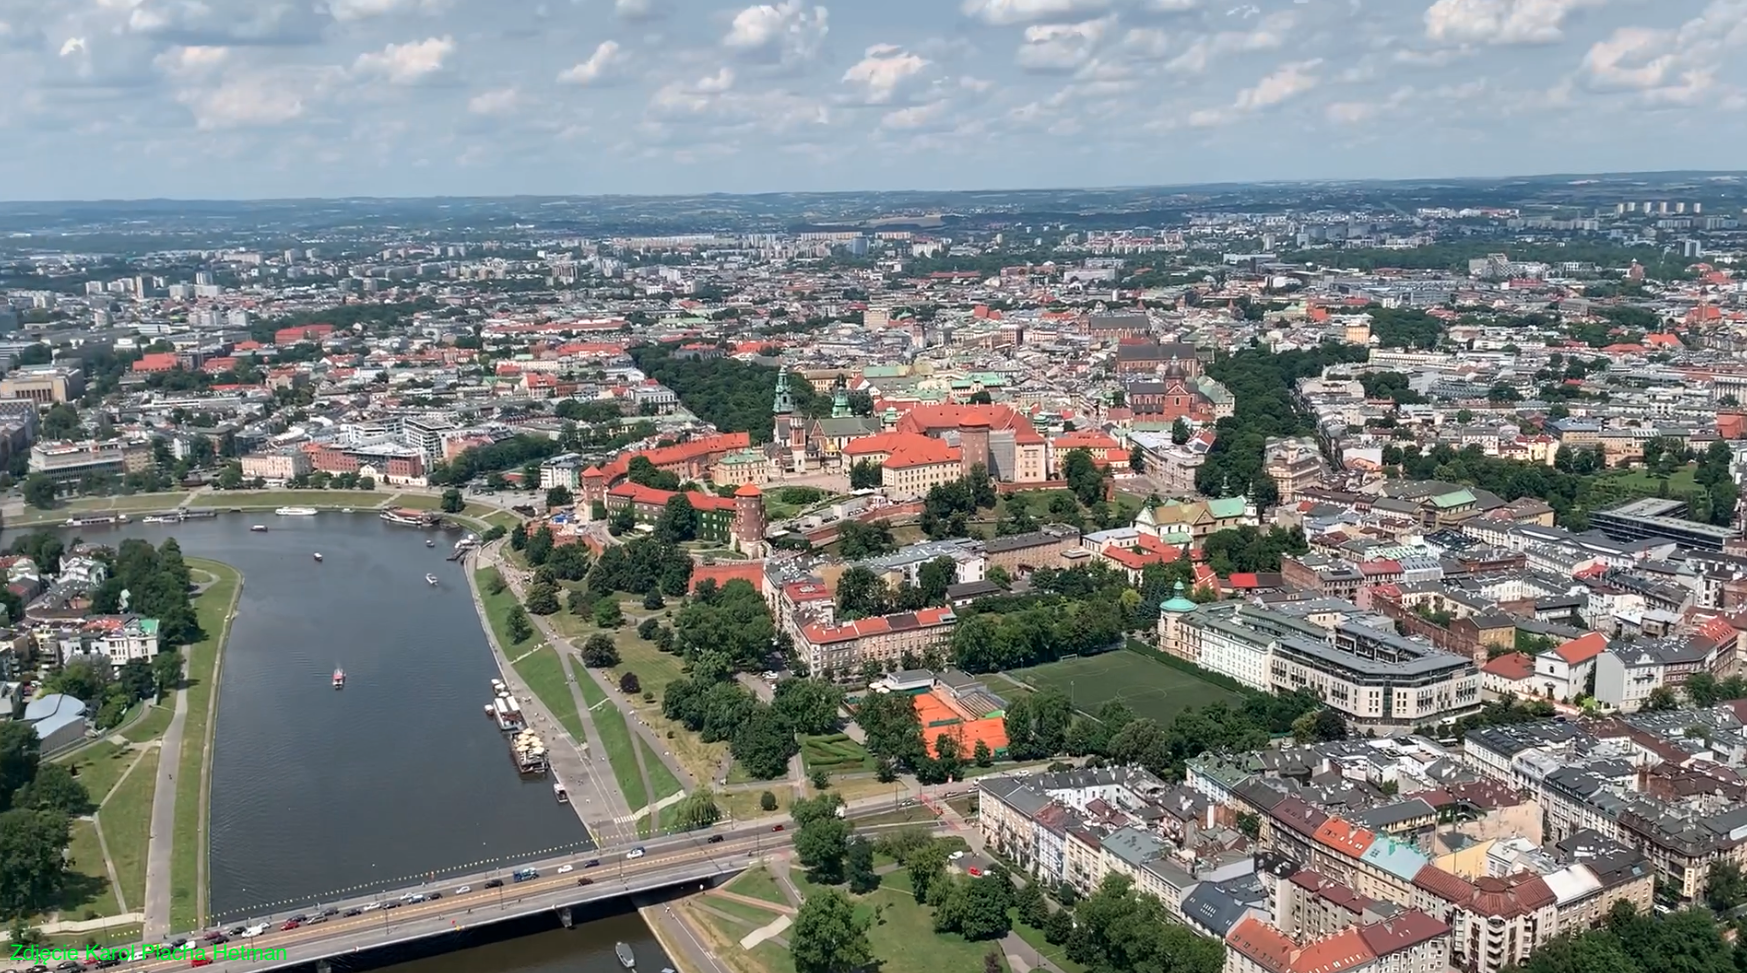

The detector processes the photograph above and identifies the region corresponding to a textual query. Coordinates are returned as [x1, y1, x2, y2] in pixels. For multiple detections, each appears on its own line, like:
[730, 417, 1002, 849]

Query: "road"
[142, 646, 192, 942]
[116, 803, 937, 973]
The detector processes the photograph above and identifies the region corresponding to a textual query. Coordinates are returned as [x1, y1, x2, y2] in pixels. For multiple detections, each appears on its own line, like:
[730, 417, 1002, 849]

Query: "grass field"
[171, 557, 241, 930]
[515, 646, 587, 744]
[725, 866, 790, 906]
[49, 819, 121, 921]
[102, 746, 159, 915]
[61, 741, 139, 806]
[571, 657, 647, 813]
[120, 704, 174, 744]
[1007, 651, 1239, 724]
[639, 737, 683, 802]
[799, 733, 873, 776]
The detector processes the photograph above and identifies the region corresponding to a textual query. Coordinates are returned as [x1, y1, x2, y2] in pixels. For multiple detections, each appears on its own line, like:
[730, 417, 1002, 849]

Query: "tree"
[1686, 672, 1721, 708]
[759, 790, 779, 812]
[795, 814, 851, 883]
[619, 672, 641, 694]
[846, 836, 878, 894]
[1043, 906, 1074, 945]
[11, 763, 89, 817]
[1292, 708, 1349, 744]
[838, 521, 897, 560]
[936, 873, 1012, 941]
[440, 488, 464, 513]
[973, 739, 993, 767]
[642, 590, 665, 611]
[546, 485, 573, 509]
[1705, 859, 1747, 912]
[771, 679, 844, 736]
[506, 606, 533, 644]
[1171, 417, 1191, 445]
[907, 840, 950, 904]
[1642, 686, 1679, 712]
[731, 706, 800, 779]
[0, 808, 71, 916]
[810, 769, 830, 790]
[0, 724, 41, 813]
[21, 475, 55, 510]
[849, 459, 883, 491]
[655, 495, 698, 543]
[1128, 444, 1146, 473]
[594, 599, 624, 628]
[581, 634, 619, 668]
[151, 651, 183, 700]
[790, 888, 873, 973]
[524, 526, 555, 566]
[673, 788, 721, 832]
[524, 580, 561, 616]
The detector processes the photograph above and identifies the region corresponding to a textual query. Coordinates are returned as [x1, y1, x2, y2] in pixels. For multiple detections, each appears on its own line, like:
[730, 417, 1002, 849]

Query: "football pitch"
[1007, 652, 1242, 724]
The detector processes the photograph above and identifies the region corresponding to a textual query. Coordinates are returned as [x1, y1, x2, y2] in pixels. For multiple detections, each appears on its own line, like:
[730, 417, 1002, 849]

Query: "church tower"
[830, 376, 852, 419]
[772, 370, 795, 447]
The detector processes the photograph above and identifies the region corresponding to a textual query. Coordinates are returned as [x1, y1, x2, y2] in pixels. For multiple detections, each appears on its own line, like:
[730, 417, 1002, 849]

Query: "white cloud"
[353, 36, 454, 84]
[468, 87, 519, 114]
[1324, 101, 1376, 123]
[722, 2, 829, 64]
[58, 37, 86, 57]
[1424, 0, 1604, 47]
[177, 76, 305, 129]
[558, 40, 626, 85]
[1576, 2, 1747, 104]
[959, 0, 1111, 26]
[841, 44, 928, 103]
[880, 99, 952, 130]
[615, 0, 661, 19]
[696, 67, 736, 92]
[154, 45, 229, 76]
[327, 0, 441, 22]
[1580, 27, 1676, 90]
[1122, 27, 1171, 58]
[1016, 16, 1113, 73]
[1165, 12, 1290, 73]
[1147, 0, 1200, 9]
[1234, 58, 1321, 109]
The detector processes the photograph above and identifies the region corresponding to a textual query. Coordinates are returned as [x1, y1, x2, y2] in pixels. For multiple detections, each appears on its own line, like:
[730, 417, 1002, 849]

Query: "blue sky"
[1, 0, 1741, 199]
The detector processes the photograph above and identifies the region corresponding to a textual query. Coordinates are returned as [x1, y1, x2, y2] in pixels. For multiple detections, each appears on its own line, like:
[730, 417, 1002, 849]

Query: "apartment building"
[795, 607, 955, 682]
[28, 438, 153, 480]
[239, 450, 311, 483]
[1224, 911, 1451, 973]
[1272, 627, 1481, 729]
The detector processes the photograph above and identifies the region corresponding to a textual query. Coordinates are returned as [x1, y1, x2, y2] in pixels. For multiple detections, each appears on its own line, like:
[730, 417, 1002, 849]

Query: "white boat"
[333, 668, 345, 689]
[313, 553, 324, 562]
[276, 506, 318, 516]
[426, 539, 435, 548]
[425, 573, 439, 586]
[250, 525, 268, 533]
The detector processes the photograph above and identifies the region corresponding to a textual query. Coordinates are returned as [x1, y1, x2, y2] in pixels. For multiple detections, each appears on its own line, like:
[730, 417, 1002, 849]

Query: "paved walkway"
[142, 648, 190, 941]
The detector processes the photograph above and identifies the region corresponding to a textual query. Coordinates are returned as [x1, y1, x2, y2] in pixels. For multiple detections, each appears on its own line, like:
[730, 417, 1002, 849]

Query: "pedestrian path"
[615, 790, 687, 825]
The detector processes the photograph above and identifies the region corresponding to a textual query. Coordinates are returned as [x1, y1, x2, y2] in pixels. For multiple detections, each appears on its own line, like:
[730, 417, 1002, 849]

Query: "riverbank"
[170, 558, 242, 933]
[3, 488, 524, 531]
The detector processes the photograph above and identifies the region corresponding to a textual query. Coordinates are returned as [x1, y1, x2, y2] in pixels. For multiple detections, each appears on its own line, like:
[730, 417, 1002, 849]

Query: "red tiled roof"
[1290, 928, 1373, 973]
[1225, 917, 1294, 973]
[1312, 818, 1375, 857]
[1482, 652, 1534, 681]
[1554, 631, 1606, 665]
[801, 606, 955, 645]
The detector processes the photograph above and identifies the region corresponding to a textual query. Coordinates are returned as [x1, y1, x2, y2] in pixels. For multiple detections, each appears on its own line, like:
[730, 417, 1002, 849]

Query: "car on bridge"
[485, 879, 504, 889]
[280, 920, 300, 931]
[454, 885, 472, 894]
[557, 864, 573, 874]
[626, 847, 645, 860]
[708, 835, 724, 843]
[584, 859, 600, 868]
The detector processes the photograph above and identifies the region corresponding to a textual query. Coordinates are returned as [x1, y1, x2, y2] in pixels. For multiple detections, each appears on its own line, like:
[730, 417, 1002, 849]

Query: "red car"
[772, 824, 784, 832]
[967, 867, 982, 877]
[190, 961, 212, 968]
[281, 919, 301, 931]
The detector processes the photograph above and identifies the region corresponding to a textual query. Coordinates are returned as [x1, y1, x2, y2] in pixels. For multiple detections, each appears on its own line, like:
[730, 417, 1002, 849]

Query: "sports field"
[1007, 652, 1241, 724]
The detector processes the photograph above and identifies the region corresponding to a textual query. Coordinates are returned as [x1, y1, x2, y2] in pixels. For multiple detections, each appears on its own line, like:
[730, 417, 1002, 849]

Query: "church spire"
[773, 369, 795, 416]
[831, 377, 851, 419]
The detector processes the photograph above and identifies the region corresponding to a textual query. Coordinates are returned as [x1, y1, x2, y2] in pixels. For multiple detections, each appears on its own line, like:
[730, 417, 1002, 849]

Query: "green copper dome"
[1161, 581, 1196, 614]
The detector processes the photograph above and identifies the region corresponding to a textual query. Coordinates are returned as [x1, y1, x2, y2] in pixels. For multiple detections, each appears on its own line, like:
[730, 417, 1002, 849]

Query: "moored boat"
[554, 781, 569, 803]
[276, 506, 318, 516]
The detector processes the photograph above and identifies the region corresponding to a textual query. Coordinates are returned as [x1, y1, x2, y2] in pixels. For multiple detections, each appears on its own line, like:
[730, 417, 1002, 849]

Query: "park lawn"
[800, 733, 873, 776]
[639, 738, 683, 802]
[102, 746, 159, 916]
[513, 646, 587, 745]
[205, 490, 389, 509]
[1008, 651, 1239, 725]
[725, 866, 790, 907]
[390, 493, 443, 509]
[60, 741, 138, 807]
[946, 794, 979, 818]
[721, 788, 782, 824]
[45, 819, 122, 921]
[850, 806, 940, 828]
[101, 493, 195, 512]
[681, 903, 797, 973]
[604, 631, 728, 788]
[860, 885, 1011, 973]
[476, 567, 536, 654]
[120, 704, 174, 744]
[170, 558, 241, 931]
[807, 775, 901, 805]
[571, 657, 647, 813]
[45, 924, 143, 951]
[707, 896, 787, 926]
[1011, 917, 1087, 973]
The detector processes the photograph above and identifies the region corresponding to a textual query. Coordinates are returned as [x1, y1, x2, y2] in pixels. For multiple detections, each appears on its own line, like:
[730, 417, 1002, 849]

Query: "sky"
[0, 0, 1743, 200]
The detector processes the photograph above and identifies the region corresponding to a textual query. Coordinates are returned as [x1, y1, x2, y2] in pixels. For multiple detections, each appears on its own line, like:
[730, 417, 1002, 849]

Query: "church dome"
[1160, 581, 1196, 614]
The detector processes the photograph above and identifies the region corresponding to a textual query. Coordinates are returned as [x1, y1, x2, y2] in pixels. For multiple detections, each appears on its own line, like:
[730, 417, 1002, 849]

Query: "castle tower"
[772, 370, 796, 447]
[958, 415, 991, 476]
[733, 482, 767, 556]
[579, 466, 607, 522]
[831, 381, 851, 419]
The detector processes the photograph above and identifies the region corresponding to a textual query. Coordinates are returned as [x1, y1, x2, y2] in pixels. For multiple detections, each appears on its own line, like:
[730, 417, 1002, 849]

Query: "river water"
[57, 513, 595, 919]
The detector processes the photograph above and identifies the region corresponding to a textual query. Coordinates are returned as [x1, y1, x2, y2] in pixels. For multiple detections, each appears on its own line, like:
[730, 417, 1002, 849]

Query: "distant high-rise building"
[194, 271, 214, 285]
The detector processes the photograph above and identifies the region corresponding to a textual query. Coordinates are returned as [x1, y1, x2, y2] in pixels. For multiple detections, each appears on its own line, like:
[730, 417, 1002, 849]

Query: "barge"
[381, 508, 439, 527]
[486, 693, 526, 732]
[510, 729, 548, 776]
[276, 506, 318, 516]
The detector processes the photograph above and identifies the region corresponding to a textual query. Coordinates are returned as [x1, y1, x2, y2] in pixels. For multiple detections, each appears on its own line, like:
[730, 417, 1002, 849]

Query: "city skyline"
[4, 0, 1742, 200]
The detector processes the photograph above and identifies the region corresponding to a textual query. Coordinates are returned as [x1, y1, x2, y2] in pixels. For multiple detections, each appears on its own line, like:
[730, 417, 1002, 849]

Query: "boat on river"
[276, 506, 318, 516]
[425, 573, 439, 586]
[615, 943, 635, 968]
[313, 553, 323, 562]
[554, 781, 569, 803]
[250, 525, 268, 533]
[333, 668, 345, 689]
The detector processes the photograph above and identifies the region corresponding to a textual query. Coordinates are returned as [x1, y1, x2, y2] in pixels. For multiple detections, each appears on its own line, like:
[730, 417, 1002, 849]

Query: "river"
[58, 513, 595, 919]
